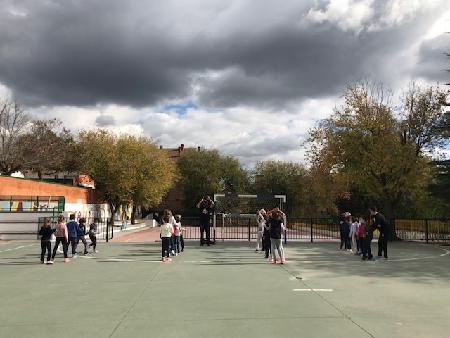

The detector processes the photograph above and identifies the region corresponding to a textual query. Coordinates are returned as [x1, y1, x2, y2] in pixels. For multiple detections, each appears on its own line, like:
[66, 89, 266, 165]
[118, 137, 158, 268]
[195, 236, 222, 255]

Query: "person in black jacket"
[267, 208, 286, 264]
[77, 218, 89, 255]
[38, 218, 56, 264]
[370, 207, 390, 259]
[196, 196, 214, 246]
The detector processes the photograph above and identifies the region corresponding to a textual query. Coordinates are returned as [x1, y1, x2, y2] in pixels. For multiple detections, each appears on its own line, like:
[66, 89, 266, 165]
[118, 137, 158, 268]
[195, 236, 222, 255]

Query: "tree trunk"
[131, 204, 136, 225]
[109, 203, 116, 230]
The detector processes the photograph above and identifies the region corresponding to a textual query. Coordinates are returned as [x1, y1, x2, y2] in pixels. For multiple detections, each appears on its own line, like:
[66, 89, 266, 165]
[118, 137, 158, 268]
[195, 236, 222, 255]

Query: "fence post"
[106, 219, 109, 243]
[248, 219, 251, 242]
[310, 218, 313, 243]
[111, 220, 114, 239]
[425, 219, 429, 244]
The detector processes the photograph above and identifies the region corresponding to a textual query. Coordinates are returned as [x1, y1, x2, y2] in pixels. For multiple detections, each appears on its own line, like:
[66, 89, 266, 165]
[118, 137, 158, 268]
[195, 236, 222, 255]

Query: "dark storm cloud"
[0, 0, 447, 108]
[414, 34, 450, 84]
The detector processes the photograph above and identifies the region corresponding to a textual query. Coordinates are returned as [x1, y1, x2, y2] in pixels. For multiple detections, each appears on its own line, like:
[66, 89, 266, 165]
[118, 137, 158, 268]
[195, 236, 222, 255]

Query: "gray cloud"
[414, 34, 450, 84]
[95, 114, 116, 127]
[0, 0, 447, 109]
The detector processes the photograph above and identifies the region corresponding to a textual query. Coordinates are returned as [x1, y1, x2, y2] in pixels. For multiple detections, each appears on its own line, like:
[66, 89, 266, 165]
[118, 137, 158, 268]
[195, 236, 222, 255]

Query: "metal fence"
[394, 219, 450, 243]
[178, 216, 450, 244]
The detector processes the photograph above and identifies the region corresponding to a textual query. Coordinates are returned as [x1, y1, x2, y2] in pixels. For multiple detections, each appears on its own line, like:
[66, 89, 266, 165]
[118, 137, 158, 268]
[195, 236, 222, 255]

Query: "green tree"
[177, 149, 249, 214]
[116, 136, 176, 224]
[78, 130, 133, 225]
[78, 130, 177, 224]
[252, 161, 307, 216]
[401, 83, 449, 155]
[307, 83, 431, 218]
[0, 99, 29, 174]
[20, 119, 74, 178]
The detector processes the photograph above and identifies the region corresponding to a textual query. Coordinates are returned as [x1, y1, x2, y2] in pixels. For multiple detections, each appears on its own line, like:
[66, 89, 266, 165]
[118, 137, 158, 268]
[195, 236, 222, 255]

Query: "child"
[361, 218, 374, 261]
[66, 214, 79, 257]
[88, 218, 98, 253]
[263, 212, 271, 259]
[349, 217, 358, 254]
[256, 209, 266, 252]
[178, 215, 185, 252]
[38, 218, 55, 264]
[160, 215, 174, 262]
[77, 218, 89, 255]
[357, 217, 364, 255]
[52, 215, 69, 263]
[268, 208, 286, 264]
[173, 214, 182, 255]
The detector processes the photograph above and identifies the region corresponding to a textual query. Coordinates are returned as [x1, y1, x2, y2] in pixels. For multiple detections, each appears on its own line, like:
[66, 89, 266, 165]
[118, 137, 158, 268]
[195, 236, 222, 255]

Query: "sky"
[0, 0, 449, 166]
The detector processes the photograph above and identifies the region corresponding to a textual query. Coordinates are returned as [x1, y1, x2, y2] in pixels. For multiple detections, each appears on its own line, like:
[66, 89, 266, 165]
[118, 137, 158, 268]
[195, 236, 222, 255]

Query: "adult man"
[196, 195, 214, 246]
[369, 207, 390, 259]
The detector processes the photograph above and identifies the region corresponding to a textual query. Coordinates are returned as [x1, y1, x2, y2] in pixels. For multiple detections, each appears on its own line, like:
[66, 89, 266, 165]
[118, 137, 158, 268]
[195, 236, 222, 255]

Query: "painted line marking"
[0, 244, 34, 253]
[440, 249, 450, 257]
[293, 288, 333, 292]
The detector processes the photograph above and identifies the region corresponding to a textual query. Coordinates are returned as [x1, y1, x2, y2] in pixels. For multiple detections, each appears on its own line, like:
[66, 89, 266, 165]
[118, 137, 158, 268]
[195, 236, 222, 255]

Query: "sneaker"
[47, 261, 54, 265]
[281, 259, 287, 264]
[72, 254, 78, 258]
[171, 250, 175, 255]
[64, 258, 70, 263]
[167, 258, 172, 262]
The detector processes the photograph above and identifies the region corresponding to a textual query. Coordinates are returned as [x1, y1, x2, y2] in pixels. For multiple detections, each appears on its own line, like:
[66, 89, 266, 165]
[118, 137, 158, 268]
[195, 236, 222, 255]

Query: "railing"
[394, 219, 450, 243]
[176, 216, 450, 244]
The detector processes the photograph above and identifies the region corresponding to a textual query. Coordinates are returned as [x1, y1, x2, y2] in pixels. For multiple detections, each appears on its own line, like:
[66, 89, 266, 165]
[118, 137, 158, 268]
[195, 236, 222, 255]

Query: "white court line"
[293, 288, 333, 292]
[0, 243, 34, 253]
[440, 249, 450, 257]
[79, 255, 161, 263]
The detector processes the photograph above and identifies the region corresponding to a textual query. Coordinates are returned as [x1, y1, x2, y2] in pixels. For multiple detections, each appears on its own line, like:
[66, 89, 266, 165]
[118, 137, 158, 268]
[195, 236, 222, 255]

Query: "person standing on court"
[369, 207, 391, 259]
[66, 214, 79, 257]
[196, 195, 214, 246]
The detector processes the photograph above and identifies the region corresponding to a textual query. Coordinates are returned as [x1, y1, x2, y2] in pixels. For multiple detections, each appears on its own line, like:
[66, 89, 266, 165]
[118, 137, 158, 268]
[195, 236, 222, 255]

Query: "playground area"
[1, 238, 449, 338]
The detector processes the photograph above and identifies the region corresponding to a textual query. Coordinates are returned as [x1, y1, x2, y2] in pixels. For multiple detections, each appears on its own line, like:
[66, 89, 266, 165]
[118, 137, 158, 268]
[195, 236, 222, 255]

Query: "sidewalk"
[110, 224, 161, 243]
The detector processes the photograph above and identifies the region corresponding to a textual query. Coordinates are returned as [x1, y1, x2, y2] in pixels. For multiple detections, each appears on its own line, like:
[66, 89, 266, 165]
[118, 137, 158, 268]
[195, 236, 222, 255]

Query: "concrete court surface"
[0, 239, 449, 338]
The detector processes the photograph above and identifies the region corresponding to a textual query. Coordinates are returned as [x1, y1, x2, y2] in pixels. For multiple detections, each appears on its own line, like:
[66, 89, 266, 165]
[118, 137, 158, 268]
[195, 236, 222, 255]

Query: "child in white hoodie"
[160, 215, 174, 262]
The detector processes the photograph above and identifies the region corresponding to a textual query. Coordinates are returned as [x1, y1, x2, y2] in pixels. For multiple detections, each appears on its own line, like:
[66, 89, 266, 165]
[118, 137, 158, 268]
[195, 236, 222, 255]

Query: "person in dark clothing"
[361, 218, 374, 261]
[88, 219, 98, 253]
[370, 207, 390, 259]
[267, 208, 286, 264]
[38, 218, 56, 264]
[196, 196, 214, 246]
[339, 212, 351, 250]
[77, 218, 89, 255]
[66, 214, 80, 257]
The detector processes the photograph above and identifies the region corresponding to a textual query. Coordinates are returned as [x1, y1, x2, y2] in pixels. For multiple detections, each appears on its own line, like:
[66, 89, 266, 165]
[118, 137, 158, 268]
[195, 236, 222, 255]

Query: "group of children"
[339, 207, 390, 261]
[38, 213, 98, 264]
[256, 208, 287, 264]
[159, 209, 184, 262]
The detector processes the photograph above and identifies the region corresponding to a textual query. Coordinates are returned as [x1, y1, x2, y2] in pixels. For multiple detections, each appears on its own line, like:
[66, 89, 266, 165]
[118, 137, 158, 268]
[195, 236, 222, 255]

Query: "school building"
[0, 176, 107, 240]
